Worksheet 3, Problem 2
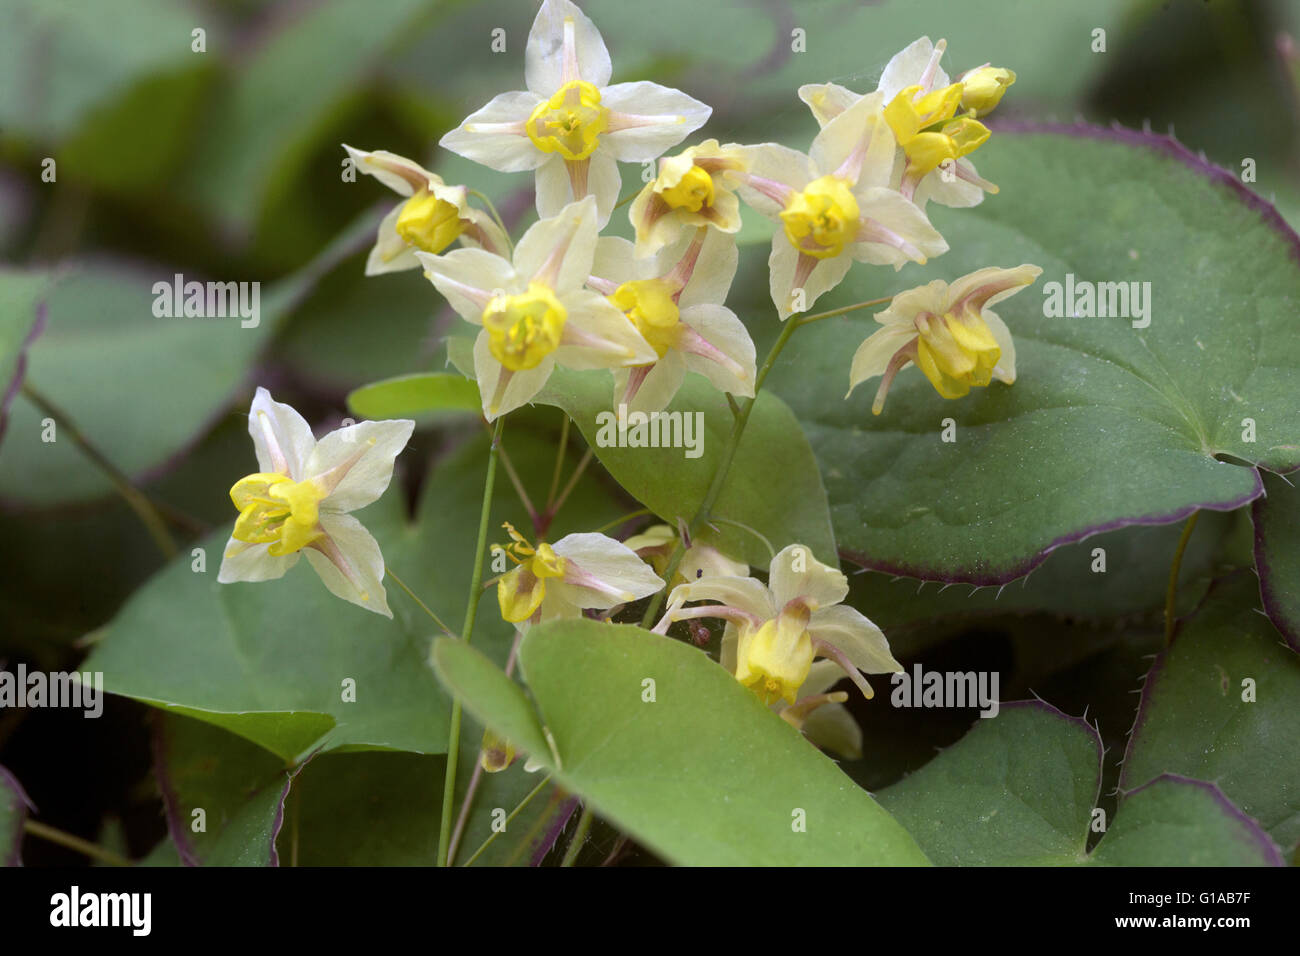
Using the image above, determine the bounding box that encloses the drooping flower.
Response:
[439,0,710,226]
[342,146,510,273]
[622,522,748,587]
[416,196,656,420]
[729,94,947,319]
[587,228,755,412]
[798,38,1012,211]
[657,543,900,705]
[846,264,1041,414]
[628,139,747,258]
[738,655,864,760]
[494,522,665,628]
[217,388,414,617]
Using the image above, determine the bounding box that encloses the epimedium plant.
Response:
[55,0,1300,868]
[217,0,1039,864]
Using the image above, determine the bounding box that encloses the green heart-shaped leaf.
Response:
[435,618,929,866]
[1119,573,1300,854]
[761,127,1300,582]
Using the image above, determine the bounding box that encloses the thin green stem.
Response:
[23,384,177,559]
[592,507,653,535]
[1165,510,1201,646]
[437,416,505,867]
[709,517,775,560]
[547,413,571,509]
[540,447,594,535]
[448,627,525,865]
[24,820,131,867]
[460,774,553,867]
[467,189,513,255]
[640,316,801,627]
[613,189,639,211]
[560,805,595,867]
[386,565,456,637]
[495,436,539,530]
[794,295,893,326]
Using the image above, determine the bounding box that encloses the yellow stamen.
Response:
[494,523,568,623]
[884,83,989,177]
[482,283,568,371]
[912,308,1001,400]
[659,164,714,213]
[229,472,326,556]
[394,188,465,255]
[733,607,814,706]
[779,175,860,259]
[609,278,680,358]
[526,80,609,161]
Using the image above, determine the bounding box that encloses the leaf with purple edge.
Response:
[152,713,290,867]
[1090,775,1285,866]
[876,698,1283,865]
[1252,469,1300,650]
[1119,573,1300,856]
[0,211,379,507]
[757,125,1300,584]
[0,764,35,867]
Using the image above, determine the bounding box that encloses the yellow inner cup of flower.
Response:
[482,282,568,371]
[609,278,680,358]
[780,175,860,259]
[229,473,325,556]
[527,81,610,161]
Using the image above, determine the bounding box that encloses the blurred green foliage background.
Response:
[1,0,1298,863]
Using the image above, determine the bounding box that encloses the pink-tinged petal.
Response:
[677,304,755,398]
[808,604,901,674]
[878,36,949,100]
[526,0,611,94]
[768,238,852,320]
[535,152,620,226]
[809,92,890,186]
[416,248,518,325]
[664,574,776,621]
[851,187,948,268]
[365,205,422,276]
[585,150,622,226]
[676,228,737,308]
[982,308,1018,384]
[550,532,665,608]
[555,291,656,369]
[615,351,685,414]
[945,263,1042,315]
[911,158,990,211]
[304,512,391,617]
[729,143,810,218]
[440,91,544,172]
[248,386,316,479]
[472,330,555,421]
[874,279,948,328]
[846,322,917,399]
[600,81,711,162]
[217,536,300,583]
[306,419,415,513]
[590,235,653,287]
[769,543,848,610]
[798,82,860,127]
[515,195,600,293]
[342,145,433,196]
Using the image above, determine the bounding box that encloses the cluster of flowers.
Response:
[217,0,1038,760]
